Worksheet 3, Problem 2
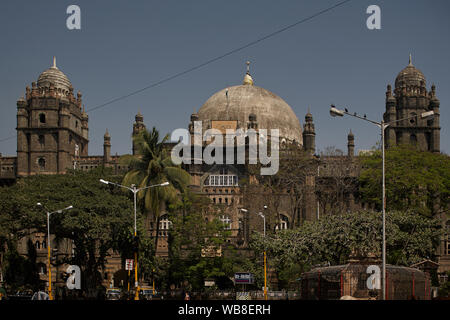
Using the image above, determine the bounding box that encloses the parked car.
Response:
[8,289,33,301]
[139,286,156,300]
[105,288,121,300]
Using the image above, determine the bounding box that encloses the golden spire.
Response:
[243,61,254,85]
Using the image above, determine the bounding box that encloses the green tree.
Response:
[359,145,450,216]
[250,210,442,288]
[162,191,235,292]
[120,127,191,250]
[0,167,135,296]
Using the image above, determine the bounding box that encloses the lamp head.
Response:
[240,208,248,213]
[99,179,109,185]
[37,202,42,206]
[330,105,345,117]
[160,182,170,186]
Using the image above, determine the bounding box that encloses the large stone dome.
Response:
[395,55,426,89]
[197,82,302,143]
[37,57,72,94]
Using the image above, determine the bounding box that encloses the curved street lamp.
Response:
[241,206,268,300]
[329,104,434,300]
[37,202,73,300]
[100,179,169,300]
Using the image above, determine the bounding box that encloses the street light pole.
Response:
[260,212,267,301]
[37,202,73,300]
[100,179,169,300]
[330,105,434,300]
[241,207,268,300]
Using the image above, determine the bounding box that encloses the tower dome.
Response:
[197,64,302,143]
[37,57,73,94]
[395,55,426,90]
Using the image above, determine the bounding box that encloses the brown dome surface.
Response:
[395,57,426,89]
[37,57,72,93]
[197,84,302,143]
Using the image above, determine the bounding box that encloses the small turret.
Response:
[347,130,355,157]
[303,109,315,155]
[132,112,146,155]
[103,129,111,163]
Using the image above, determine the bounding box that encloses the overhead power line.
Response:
[86,0,352,113]
[0,0,352,143]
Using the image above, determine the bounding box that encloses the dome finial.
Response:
[408,53,412,66]
[52,56,57,69]
[243,61,254,85]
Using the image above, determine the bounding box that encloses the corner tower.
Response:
[16,57,89,176]
[132,112,146,155]
[383,55,440,152]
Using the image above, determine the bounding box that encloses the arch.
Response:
[275,214,289,231]
[38,135,45,147]
[446,220,450,256]
[158,214,172,237]
[410,134,417,146]
[37,263,47,275]
[37,157,46,170]
[39,113,46,124]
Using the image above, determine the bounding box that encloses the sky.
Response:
[0,0,449,156]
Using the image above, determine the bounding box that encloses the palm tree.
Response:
[120,127,190,251]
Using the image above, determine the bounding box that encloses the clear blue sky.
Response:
[0,0,449,156]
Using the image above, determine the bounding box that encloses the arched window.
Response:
[38,135,45,147]
[35,241,40,250]
[205,167,238,186]
[446,221,450,256]
[38,157,46,170]
[158,214,172,237]
[410,134,417,146]
[37,263,47,275]
[39,113,46,124]
[275,215,289,231]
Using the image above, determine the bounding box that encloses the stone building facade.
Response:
[0,57,447,292]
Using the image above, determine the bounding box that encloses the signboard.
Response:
[125,259,134,271]
[211,120,237,134]
[234,272,254,284]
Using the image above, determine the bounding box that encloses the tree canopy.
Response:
[0,167,136,294]
[359,144,450,216]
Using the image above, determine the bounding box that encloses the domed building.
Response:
[181,63,318,249]
[37,57,73,97]
[15,57,90,176]
[384,55,440,153]
[195,64,303,144]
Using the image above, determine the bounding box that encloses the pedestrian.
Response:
[184,292,190,300]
